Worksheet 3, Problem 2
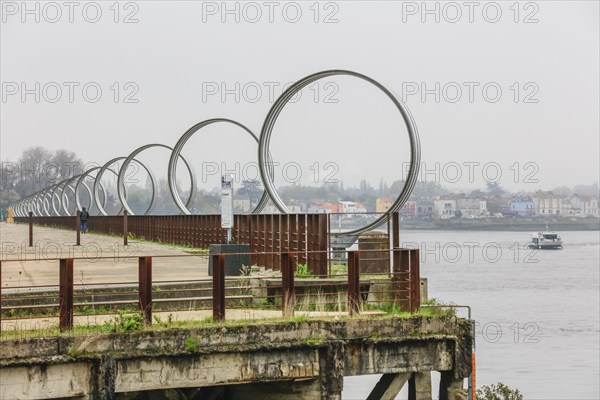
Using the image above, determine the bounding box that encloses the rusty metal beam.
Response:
[28,211,33,247]
[123,210,128,246]
[139,256,152,324]
[212,254,225,321]
[348,251,360,315]
[59,258,74,330]
[75,211,81,246]
[282,253,295,318]
[409,249,420,313]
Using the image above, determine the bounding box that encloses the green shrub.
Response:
[184,336,199,352]
[295,263,311,277]
[476,383,523,400]
[103,311,144,332]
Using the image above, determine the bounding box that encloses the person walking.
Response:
[80,207,90,234]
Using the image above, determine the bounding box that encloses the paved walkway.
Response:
[1,222,209,288]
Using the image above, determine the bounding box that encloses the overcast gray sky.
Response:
[1,0,599,194]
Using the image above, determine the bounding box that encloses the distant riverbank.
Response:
[399,217,600,231]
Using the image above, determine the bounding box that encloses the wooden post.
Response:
[212,254,225,322]
[138,256,152,324]
[348,250,360,315]
[59,258,74,331]
[282,253,295,318]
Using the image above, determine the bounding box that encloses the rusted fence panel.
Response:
[16,214,326,272]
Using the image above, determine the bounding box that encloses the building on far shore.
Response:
[417,200,434,219]
[434,197,456,219]
[456,196,487,218]
[434,194,487,219]
[508,197,535,217]
[376,197,394,213]
[570,194,600,217]
[262,204,303,214]
[399,200,417,219]
[533,191,571,216]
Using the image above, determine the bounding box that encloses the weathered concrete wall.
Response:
[0,361,91,399]
[115,349,320,393]
[0,316,472,400]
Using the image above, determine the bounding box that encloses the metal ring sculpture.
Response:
[94,157,152,216]
[258,69,421,235]
[168,118,271,215]
[75,167,108,214]
[11,69,421,230]
[117,144,197,216]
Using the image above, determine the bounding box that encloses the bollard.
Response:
[59,258,74,331]
[282,253,295,318]
[348,251,360,315]
[138,256,152,324]
[212,254,225,321]
[28,211,33,247]
[76,211,81,246]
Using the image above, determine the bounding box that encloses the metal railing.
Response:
[15,212,329,273]
[0,247,421,332]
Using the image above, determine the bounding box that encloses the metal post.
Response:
[76,211,81,246]
[212,254,225,321]
[123,210,128,246]
[392,211,400,249]
[282,253,295,318]
[468,319,477,400]
[393,249,410,311]
[0,261,2,322]
[409,249,420,313]
[28,211,33,247]
[348,250,360,315]
[318,214,328,277]
[138,256,152,324]
[59,258,74,331]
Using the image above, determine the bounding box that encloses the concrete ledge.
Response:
[0,316,472,400]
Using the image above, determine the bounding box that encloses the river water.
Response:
[343,230,600,400]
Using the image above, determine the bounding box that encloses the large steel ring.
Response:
[75,167,108,214]
[258,69,421,236]
[118,144,197,216]
[168,118,272,215]
[60,176,80,216]
[51,181,67,216]
[94,157,147,216]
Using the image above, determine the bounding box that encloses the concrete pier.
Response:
[0,316,472,400]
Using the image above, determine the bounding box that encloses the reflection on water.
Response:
[343,230,600,400]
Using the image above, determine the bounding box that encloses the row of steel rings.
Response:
[11,70,421,235]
